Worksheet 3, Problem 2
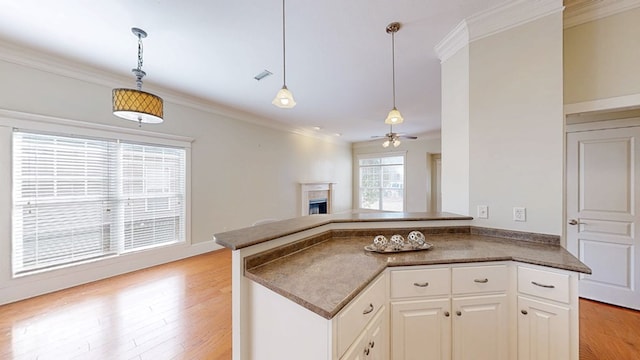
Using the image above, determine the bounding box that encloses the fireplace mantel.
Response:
[300,182,335,216]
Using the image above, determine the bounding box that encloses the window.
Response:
[358,153,405,211]
[12,130,186,275]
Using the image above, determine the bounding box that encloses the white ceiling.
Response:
[0,0,508,142]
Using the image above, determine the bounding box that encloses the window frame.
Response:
[357,151,407,212]
[1,112,192,277]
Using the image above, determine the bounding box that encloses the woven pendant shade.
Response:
[112,88,163,124]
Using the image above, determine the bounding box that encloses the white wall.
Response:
[440,8,564,235]
[564,7,640,104]
[440,45,470,215]
[467,13,564,234]
[0,51,352,304]
[352,135,441,212]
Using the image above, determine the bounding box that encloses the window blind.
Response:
[12,130,186,275]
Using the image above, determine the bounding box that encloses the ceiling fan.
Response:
[372,124,417,148]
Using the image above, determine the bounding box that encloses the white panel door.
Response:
[567,127,640,309]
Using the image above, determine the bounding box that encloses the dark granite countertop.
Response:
[214,212,473,250]
[244,232,591,320]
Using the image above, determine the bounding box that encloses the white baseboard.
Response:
[0,240,223,306]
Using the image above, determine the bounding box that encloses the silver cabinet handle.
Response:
[568,219,581,225]
[456,311,462,316]
[413,282,429,287]
[363,303,374,315]
[531,281,555,289]
[521,309,528,315]
[474,278,489,283]
[444,311,450,317]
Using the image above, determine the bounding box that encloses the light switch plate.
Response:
[477,205,488,219]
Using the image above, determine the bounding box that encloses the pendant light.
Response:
[112,27,164,126]
[272,0,296,108]
[384,22,403,125]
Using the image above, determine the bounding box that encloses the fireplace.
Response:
[300,182,335,216]
[308,198,328,215]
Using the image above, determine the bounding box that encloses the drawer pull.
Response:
[364,347,370,356]
[369,341,375,349]
[444,311,450,317]
[363,303,374,315]
[413,282,429,287]
[474,278,489,283]
[521,309,528,315]
[456,311,462,316]
[531,281,555,289]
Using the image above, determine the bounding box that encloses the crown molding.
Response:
[0,38,348,145]
[434,20,469,64]
[563,0,640,28]
[435,0,564,63]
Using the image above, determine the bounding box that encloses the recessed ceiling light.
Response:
[254,70,273,81]
[334,133,342,137]
[313,126,321,131]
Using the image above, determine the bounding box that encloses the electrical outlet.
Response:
[477,205,488,219]
[513,207,526,222]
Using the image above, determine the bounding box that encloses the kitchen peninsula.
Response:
[214,212,590,360]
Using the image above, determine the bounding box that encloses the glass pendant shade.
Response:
[272,86,297,109]
[384,107,404,125]
[382,139,391,148]
[112,88,164,124]
[393,138,401,147]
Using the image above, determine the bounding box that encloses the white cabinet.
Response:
[341,305,389,360]
[451,265,509,360]
[517,296,570,360]
[452,294,508,360]
[337,273,388,358]
[516,264,576,360]
[391,298,451,359]
[390,263,510,360]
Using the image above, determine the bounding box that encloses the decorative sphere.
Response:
[408,231,426,248]
[390,234,405,251]
[373,235,388,251]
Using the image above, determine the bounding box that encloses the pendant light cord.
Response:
[282,0,287,87]
[391,30,396,108]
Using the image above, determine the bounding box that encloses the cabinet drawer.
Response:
[337,273,387,358]
[452,265,508,295]
[518,266,569,303]
[390,267,451,299]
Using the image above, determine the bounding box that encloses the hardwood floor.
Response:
[1,250,639,359]
[0,250,232,360]
[579,298,640,360]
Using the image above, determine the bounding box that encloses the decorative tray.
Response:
[363,231,434,254]
[364,242,433,253]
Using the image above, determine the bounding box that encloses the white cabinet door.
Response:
[342,305,388,360]
[391,298,451,360]
[452,294,508,360]
[367,306,389,360]
[517,296,570,360]
[341,329,369,360]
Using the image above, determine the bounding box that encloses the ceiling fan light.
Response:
[272,86,297,109]
[393,138,401,147]
[385,107,404,125]
[382,139,391,148]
